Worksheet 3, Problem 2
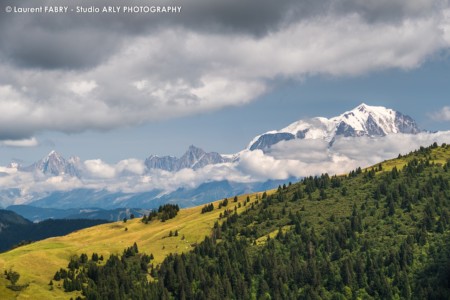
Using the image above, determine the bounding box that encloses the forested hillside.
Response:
[54,143,450,299]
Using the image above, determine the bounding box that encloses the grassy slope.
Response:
[0,192,268,299]
[374,144,450,172]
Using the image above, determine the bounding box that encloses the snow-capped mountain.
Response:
[248,103,420,151]
[22,150,81,177]
[145,145,231,172]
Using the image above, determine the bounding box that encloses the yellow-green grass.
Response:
[365,144,450,173]
[0,191,274,299]
[255,225,292,246]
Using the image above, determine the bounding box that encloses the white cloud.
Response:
[115,159,146,175]
[267,139,331,162]
[83,159,117,179]
[238,148,358,180]
[440,8,450,44]
[431,106,450,121]
[68,80,98,96]
[133,80,148,91]
[1,137,38,147]
[129,162,252,194]
[240,132,450,179]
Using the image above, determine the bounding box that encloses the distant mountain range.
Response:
[11,103,421,177]
[11,145,230,176]
[1,103,445,210]
[145,145,232,172]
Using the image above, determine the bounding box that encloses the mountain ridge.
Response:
[145,145,231,172]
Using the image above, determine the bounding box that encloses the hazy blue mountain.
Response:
[28,188,162,209]
[7,205,146,222]
[155,179,296,208]
[0,209,31,230]
[26,179,294,210]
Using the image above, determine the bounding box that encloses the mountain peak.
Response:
[249,103,421,151]
[346,103,391,116]
[6,162,20,169]
[183,145,207,159]
[356,102,368,109]
[45,150,62,160]
[186,145,204,153]
[354,103,378,114]
[22,151,80,177]
[185,145,206,155]
[356,102,367,109]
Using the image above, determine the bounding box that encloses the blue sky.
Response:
[1,0,450,165]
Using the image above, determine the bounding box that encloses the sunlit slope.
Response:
[0,192,269,299]
[370,142,450,172]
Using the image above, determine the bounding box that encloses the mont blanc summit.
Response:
[248,104,420,151]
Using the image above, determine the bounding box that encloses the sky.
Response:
[1,0,450,166]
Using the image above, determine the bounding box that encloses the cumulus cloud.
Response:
[0,168,84,206]
[1,0,450,140]
[68,80,98,96]
[145,162,252,192]
[115,159,146,176]
[239,150,297,180]
[238,148,357,180]
[81,160,251,194]
[83,159,117,179]
[241,132,450,179]
[266,139,331,162]
[431,106,450,121]
[0,137,38,147]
